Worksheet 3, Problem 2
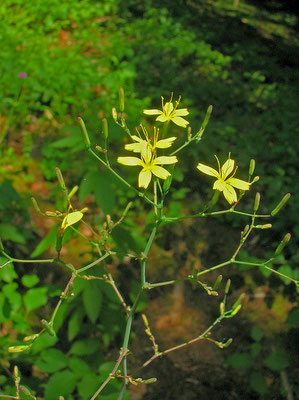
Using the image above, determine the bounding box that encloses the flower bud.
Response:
[271,193,291,216]
[119,86,125,112]
[232,293,245,310]
[112,107,118,121]
[230,304,242,316]
[45,211,57,217]
[20,386,36,400]
[220,302,225,315]
[68,185,79,201]
[223,338,233,348]
[249,159,255,176]
[224,279,231,294]
[241,224,250,238]
[102,118,108,140]
[251,176,260,183]
[78,117,91,148]
[31,197,41,213]
[8,345,30,353]
[14,366,20,379]
[274,233,291,256]
[55,167,65,190]
[254,192,260,212]
[212,275,223,290]
[23,334,39,342]
[255,224,272,229]
[143,378,157,384]
[41,319,56,336]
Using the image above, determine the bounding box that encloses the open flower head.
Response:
[144,95,189,128]
[197,154,250,204]
[118,147,177,189]
[125,125,176,157]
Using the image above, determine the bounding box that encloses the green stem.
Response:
[163,207,270,223]
[77,253,110,274]
[118,222,159,400]
[196,260,232,277]
[233,260,298,285]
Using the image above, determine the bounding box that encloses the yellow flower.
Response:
[117,147,178,189]
[197,155,250,204]
[125,125,176,156]
[143,95,189,128]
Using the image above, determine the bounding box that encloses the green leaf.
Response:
[250,326,263,342]
[250,343,262,358]
[22,274,40,288]
[226,353,253,369]
[79,171,115,214]
[68,306,85,341]
[94,175,115,215]
[24,287,48,312]
[68,357,91,380]
[45,370,76,400]
[250,371,267,395]
[264,352,289,371]
[30,224,59,258]
[3,282,22,311]
[0,223,26,244]
[82,280,103,323]
[77,373,100,399]
[36,349,67,373]
[70,338,100,355]
[0,259,17,282]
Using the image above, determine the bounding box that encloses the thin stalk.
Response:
[77,252,110,274]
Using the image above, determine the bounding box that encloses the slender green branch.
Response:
[77,252,110,274]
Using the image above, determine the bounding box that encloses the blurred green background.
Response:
[0,0,298,399]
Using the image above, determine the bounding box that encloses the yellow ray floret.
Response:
[118,149,178,189]
[197,154,250,204]
[144,95,189,128]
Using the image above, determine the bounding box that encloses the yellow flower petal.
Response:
[151,165,171,180]
[155,156,178,165]
[221,158,235,179]
[125,142,145,152]
[156,137,176,148]
[228,177,250,190]
[171,116,189,127]
[222,184,237,204]
[213,180,227,192]
[143,109,162,115]
[156,114,168,123]
[139,169,152,188]
[117,157,142,166]
[173,108,189,117]
[62,211,83,229]
[197,163,219,178]
[163,101,174,115]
